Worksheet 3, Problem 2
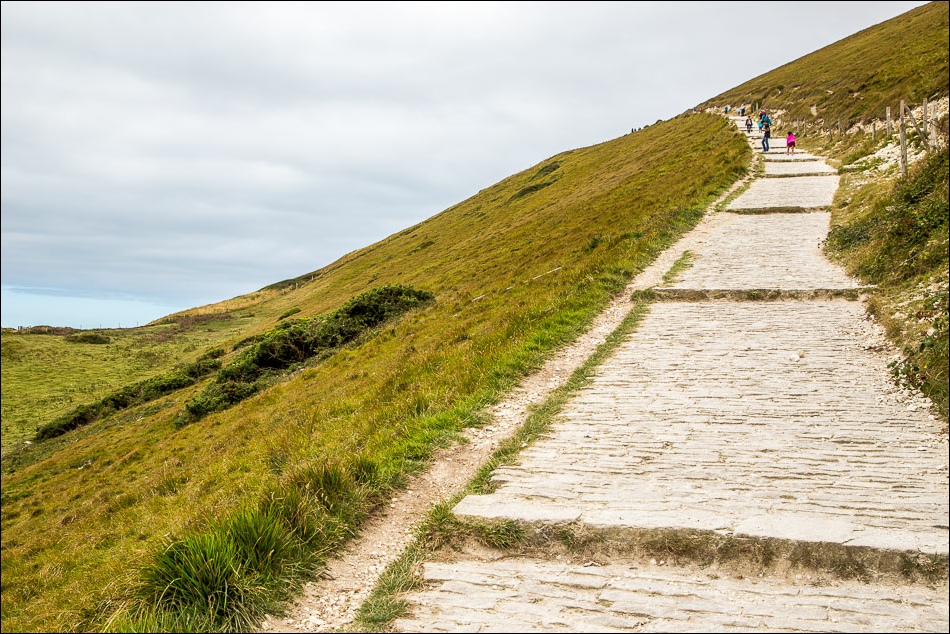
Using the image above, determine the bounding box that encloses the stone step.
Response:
[726,176,839,211]
[452,301,948,559]
[395,558,949,633]
[659,212,861,291]
[650,288,874,301]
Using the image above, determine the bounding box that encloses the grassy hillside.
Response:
[711,1,948,127]
[2,3,947,632]
[1,113,750,633]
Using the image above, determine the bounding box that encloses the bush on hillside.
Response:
[180,285,435,424]
[64,332,111,344]
[278,307,301,321]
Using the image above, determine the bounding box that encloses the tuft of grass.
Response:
[661,250,695,285]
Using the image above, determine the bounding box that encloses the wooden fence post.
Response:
[886,107,892,135]
[922,98,928,136]
[899,100,908,177]
[903,100,931,151]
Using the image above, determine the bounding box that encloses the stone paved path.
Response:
[404,560,948,633]
[393,115,949,632]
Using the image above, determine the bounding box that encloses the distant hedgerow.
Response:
[33,348,225,441]
[179,284,435,424]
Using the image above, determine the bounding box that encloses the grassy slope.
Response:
[712,1,948,126]
[0,113,749,632]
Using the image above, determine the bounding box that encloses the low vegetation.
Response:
[1,313,259,456]
[180,285,435,424]
[34,347,225,441]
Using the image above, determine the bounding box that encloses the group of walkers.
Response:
[741,109,795,154]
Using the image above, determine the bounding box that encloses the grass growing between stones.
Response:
[661,250,695,285]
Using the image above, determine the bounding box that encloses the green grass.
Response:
[661,250,695,285]
[1,313,261,456]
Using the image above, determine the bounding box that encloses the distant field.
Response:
[1,315,258,456]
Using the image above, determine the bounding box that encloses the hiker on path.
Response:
[762,121,771,152]
[786,131,796,154]
[745,117,754,134]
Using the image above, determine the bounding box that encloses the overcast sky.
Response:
[1,1,929,328]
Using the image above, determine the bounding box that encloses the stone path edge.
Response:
[441,520,950,585]
[649,288,875,301]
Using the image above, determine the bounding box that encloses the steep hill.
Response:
[1,2,947,632]
[711,1,948,127]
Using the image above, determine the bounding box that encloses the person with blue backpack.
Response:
[758,110,772,151]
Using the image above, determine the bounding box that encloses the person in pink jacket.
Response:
[786,131,797,154]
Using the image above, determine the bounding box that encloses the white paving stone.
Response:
[661,212,861,291]
[396,560,949,633]
[454,300,948,555]
[727,175,840,211]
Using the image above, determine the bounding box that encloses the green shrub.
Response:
[277,307,301,321]
[179,285,435,424]
[64,332,111,344]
